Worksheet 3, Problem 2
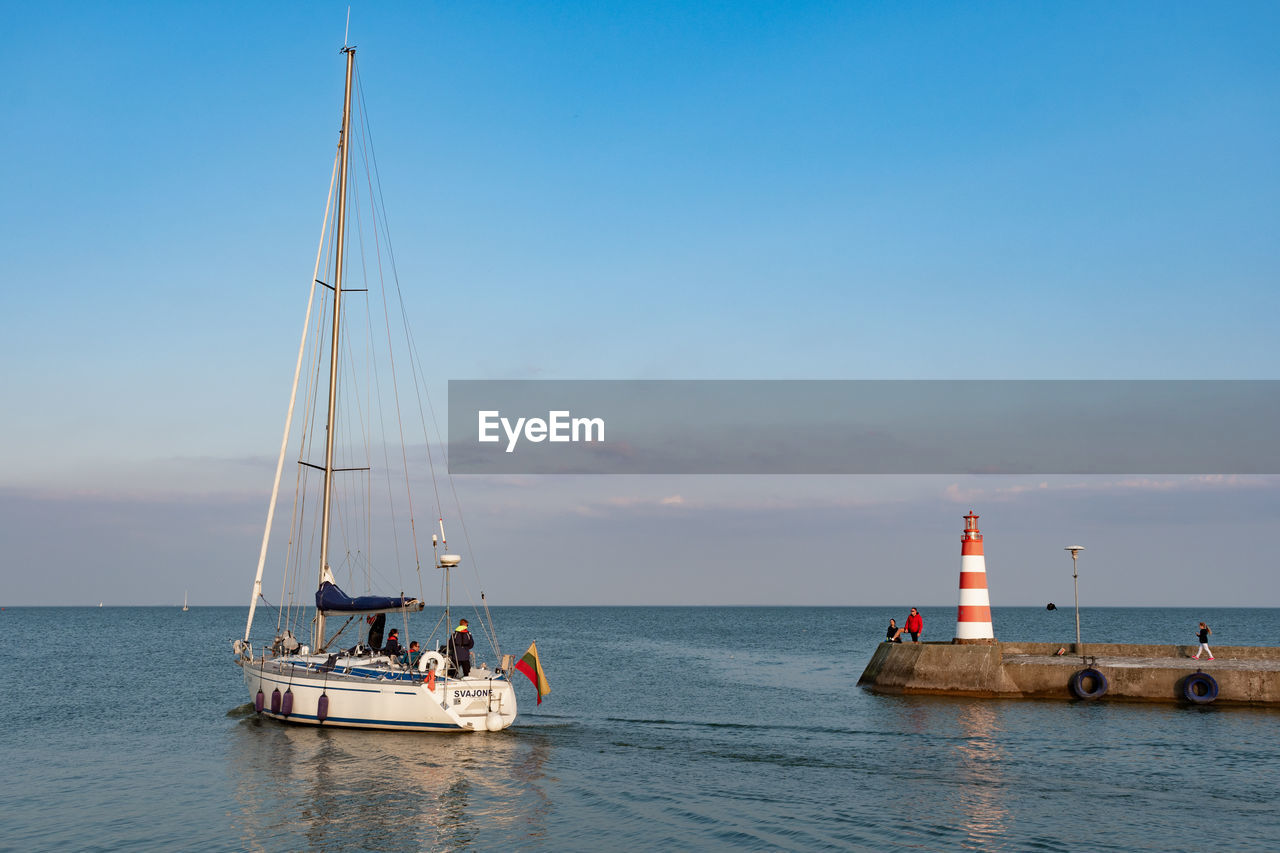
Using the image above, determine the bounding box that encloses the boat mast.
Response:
[315,45,356,650]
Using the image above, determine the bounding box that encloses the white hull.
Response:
[241,654,518,732]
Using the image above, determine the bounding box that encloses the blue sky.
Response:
[4,2,1278,608]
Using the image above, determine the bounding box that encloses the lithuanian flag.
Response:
[514,641,551,705]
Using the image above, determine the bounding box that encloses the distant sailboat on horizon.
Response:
[182,591,189,612]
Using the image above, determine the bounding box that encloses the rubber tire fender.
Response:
[1183,672,1219,704]
[1070,667,1108,699]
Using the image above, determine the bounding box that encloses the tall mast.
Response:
[315,45,356,650]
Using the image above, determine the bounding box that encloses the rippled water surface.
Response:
[2,606,1277,851]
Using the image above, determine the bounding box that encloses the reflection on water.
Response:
[870,697,1016,850]
[229,718,551,851]
[953,703,1009,849]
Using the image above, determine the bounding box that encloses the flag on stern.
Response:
[515,641,551,705]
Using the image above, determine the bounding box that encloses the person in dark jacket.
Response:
[366,613,386,653]
[448,618,475,677]
[1193,622,1214,660]
[886,618,902,643]
[383,628,402,657]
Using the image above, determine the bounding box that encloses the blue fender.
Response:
[1183,672,1219,704]
[1070,667,1108,699]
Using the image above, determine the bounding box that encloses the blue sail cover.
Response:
[315,581,421,615]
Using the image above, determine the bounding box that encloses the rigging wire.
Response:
[351,62,503,660]
[280,138,343,643]
[353,65,447,537]
[259,55,508,665]
[250,146,339,645]
[275,156,341,644]
[350,62,419,642]
[288,239,335,636]
[352,64,425,593]
[345,134,398,600]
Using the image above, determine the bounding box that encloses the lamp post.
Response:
[1065,545,1084,654]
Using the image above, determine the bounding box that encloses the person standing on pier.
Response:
[903,608,924,643]
[1194,622,1214,660]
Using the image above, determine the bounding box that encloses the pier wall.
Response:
[858,642,1280,705]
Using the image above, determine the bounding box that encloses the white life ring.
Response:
[418,651,447,676]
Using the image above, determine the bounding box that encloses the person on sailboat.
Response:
[384,628,402,657]
[448,619,474,677]
[367,613,386,653]
[399,640,422,668]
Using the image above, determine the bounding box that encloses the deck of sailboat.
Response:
[256,653,510,684]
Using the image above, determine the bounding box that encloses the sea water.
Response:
[1,606,1277,851]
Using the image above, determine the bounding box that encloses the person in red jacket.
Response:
[903,608,924,643]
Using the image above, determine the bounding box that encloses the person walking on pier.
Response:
[1194,622,1214,660]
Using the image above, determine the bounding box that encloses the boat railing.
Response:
[244,642,510,685]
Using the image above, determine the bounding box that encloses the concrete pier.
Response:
[858,641,1280,705]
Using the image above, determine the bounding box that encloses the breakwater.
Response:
[858,641,1280,705]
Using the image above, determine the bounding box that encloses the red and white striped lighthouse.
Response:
[955,511,994,642]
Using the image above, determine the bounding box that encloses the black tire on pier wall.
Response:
[1070,667,1108,699]
[1182,672,1219,704]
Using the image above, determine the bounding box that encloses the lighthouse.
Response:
[955,511,995,642]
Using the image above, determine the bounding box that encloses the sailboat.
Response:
[182,591,189,612]
[231,45,519,732]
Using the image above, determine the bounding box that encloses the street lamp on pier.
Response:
[1065,545,1084,654]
